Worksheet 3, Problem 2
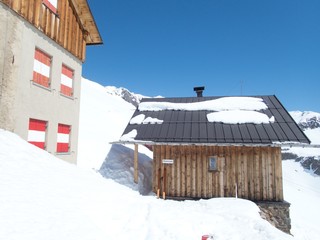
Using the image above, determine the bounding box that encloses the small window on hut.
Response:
[208,156,217,171]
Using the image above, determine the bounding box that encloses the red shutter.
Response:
[60,65,73,96]
[28,119,47,149]
[42,0,57,14]
[57,124,71,152]
[33,49,51,87]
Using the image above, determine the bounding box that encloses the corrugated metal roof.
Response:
[119,95,311,145]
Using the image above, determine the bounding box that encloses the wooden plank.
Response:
[176,146,181,197]
[58,0,66,45]
[21,0,27,16]
[219,157,225,197]
[181,146,186,197]
[248,147,254,200]
[186,146,191,197]
[191,146,196,197]
[230,146,236,197]
[12,0,20,12]
[261,147,268,200]
[253,147,261,200]
[67,6,73,50]
[152,146,158,193]
[26,0,33,22]
[34,0,42,28]
[201,146,207,198]
[134,144,138,183]
[277,147,284,201]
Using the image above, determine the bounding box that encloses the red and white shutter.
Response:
[28,119,47,149]
[33,49,51,87]
[42,0,58,14]
[60,65,73,96]
[57,124,70,152]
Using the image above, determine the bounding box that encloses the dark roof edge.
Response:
[110,141,318,148]
[272,95,311,144]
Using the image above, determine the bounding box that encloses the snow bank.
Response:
[283,160,320,240]
[78,78,135,169]
[0,129,293,240]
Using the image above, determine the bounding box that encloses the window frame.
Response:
[208,156,218,171]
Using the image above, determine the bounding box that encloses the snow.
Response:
[138,97,273,125]
[283,160,320,239]
[143,117,163,124]
[130,114,146,124]
[290,111,320,124]
[77,78,135,169]
[1,78,320,240]
[207,110,274,124]
[130,114,163,125]
[0,129,293,240]
[139,96,268,111]
[283,111,320,157]
[120,129,137,141]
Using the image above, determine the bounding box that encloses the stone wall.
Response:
[256,201,291,234]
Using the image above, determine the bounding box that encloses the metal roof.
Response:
[119,95,310,146]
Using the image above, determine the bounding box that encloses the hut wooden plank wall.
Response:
[1,0,101,61]
[153,145,283,201]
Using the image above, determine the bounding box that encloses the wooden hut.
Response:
[118,94,310,202]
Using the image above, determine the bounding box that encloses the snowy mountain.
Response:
[0,78,319,240]
[104,86,147,107]
[285,111,320,175]
[290,111,320,130]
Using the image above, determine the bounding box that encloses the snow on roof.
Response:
[130,114,163,125]
[120,129,137,141]
[207,110,275,124]
[130,114,145,124]
[139,97,268,112]
[138,97,273,125]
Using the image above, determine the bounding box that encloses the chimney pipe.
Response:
[193,86,205,97]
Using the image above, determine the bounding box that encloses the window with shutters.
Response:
[33,48,51,88]
[28,118,47,150]
[56,124,71,153]
[42,0,58,14]
[60,65,74,97]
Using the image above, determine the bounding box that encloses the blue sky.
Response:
[83,0,320,112]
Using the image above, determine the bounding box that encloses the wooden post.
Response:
[134,144,139,183]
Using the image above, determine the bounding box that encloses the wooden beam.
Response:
[134,144,138,183]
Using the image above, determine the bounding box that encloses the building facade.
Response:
[0,0,102,164]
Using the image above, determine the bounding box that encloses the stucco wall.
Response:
[0,3,82,164]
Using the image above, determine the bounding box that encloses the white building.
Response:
[0,0,102,164]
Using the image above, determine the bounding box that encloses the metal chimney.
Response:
[193,86,205,97]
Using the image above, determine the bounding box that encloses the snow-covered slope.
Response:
[78,78,136,169]
[0,129,293,240]
[1,78,319,240]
